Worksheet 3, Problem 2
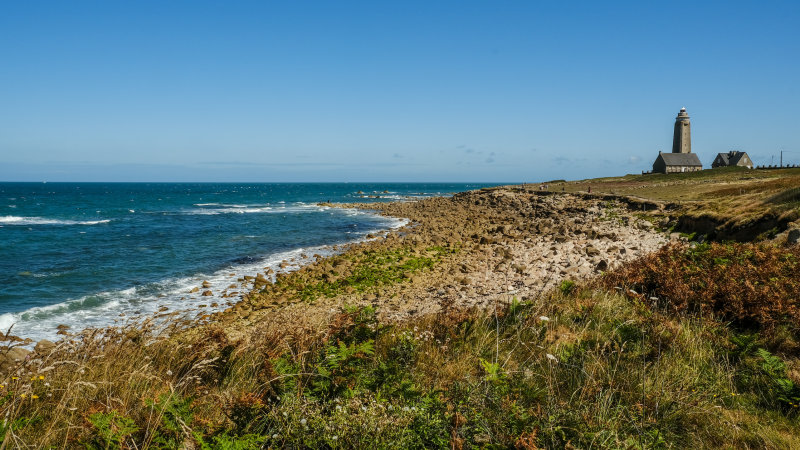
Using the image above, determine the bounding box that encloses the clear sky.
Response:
[1,1,798,182]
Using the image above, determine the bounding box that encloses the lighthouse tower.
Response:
[671,107,691,154]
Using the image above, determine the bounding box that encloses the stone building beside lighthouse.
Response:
[652,107,703,174]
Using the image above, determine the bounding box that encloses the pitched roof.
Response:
[715,151,750,166]
[658,152,702,166]
[728,151,747,165]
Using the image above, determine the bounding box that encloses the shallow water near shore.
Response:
[0,182,498,342]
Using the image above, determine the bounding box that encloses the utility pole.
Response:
[781,150,783,168]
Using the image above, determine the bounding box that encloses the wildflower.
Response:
[361,406,367,412]
[332,436,338,441]
[31,395,38,399]
[272,434,279,439]
[38,375,44,380]
[20,394,26,398]
[403,406,410,412]
[336,405,342,411]
[546,353,558,362]
[166,370,173,376]
[12,377,18,380]
[300,418,307,425]
[282,412,288,418]
[539,316,550,322]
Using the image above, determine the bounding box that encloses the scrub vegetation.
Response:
[2,242,800,448]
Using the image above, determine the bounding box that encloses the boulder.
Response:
[202,281,212,288]
[34,339,56,355]
[0,347,30,372]
[788,228,800,245]
[202,290,213,296]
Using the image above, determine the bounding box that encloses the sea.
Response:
[0,182,499,344]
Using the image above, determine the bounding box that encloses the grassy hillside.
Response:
[2,242,799,448]
[545,167,800,241]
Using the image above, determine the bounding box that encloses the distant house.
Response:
[652,151,703,174]
[712,151,754,169]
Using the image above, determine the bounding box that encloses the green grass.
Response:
[277,246,457,302]
[4,243,800,448]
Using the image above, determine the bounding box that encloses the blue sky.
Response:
[1,1,798,182]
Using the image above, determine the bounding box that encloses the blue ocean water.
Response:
[0,182,496,342]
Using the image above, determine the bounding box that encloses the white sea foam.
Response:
[0,216,111,226]
[3,209,409,346]
[193,203,249,208]
[0,313,16,335]
[185,202,325,216]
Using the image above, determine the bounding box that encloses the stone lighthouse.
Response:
[651,107,702,174]
[671,107,691,154]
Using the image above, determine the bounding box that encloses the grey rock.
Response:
[585,245,601,257]
[788,228,800,245]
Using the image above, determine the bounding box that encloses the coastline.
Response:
[0,204,409,347]
[5,183,800,447]
[1,185,675,355]
[204,186,675,339]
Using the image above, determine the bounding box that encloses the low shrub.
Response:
[599,242,800,339]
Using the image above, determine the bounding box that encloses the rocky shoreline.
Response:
[1,186,678,369]
[209,186,676,338]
